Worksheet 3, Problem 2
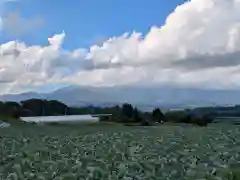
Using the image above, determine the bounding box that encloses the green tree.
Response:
[152,108,165,123]
[21,99,45,116]
[133,108,142,122]
[21,99,68,116]
[0,101,23,119]
[122,103,134,119]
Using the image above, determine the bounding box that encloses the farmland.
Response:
[1,124,240,180]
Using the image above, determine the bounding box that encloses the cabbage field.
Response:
[1,124,240,180]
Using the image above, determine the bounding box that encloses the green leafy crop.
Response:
[0,124,240,180]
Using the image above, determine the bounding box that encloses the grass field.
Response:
[1,124,240,180]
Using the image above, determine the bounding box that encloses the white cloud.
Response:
[1,0,240,93]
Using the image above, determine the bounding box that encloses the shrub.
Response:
[165,110,188,122]
[185,114,214,127]
[140,120,150,126]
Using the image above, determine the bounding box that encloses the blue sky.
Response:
[1,0,186,49]
[1,0,238,94]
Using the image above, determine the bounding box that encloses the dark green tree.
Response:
[133,108,142,122]
[122,103,134,119]
[152,108,165,123]
[21,99,68,116]
[4,102,21,109]
[0,101,21,118]
[21,99,45,116]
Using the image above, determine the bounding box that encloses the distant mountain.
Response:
[1,85,240,111]
[0,92,43,102]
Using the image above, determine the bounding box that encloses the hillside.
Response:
[1,86,240,110]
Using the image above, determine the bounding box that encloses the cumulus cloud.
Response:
[1,0,240,93]
[1,12,44,37]
[87,0,240,70]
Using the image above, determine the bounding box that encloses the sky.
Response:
[0,0,240,94]
[1,0,183,49]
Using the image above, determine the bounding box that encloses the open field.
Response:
[1,124,240,180]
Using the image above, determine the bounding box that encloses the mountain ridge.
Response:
[0,86,240,111]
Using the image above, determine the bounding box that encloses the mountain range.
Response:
[0,85,240,111]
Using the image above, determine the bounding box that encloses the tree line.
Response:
[0,99,215,126]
